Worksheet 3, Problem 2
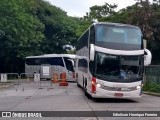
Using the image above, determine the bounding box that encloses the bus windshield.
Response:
[63,57,74,72]
[95,25,142,50]
[95,52,143,82]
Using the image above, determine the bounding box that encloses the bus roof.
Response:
[26,54,76,59]
[92,22,140,29]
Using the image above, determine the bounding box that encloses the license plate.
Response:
[114,93,123,97]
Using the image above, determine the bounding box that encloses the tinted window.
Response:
[94,52,143,83]
[90,25,95,44]
[95,53,120,79]
[26,58,41,65]
[96,25,141,45]
[95,24,142,50]
[44,57,64,66]
[63,57,74,72]
[78,59,88,72]
[26,57,64,67]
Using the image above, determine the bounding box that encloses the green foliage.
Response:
[36,0,78,53]
[144,83,160,93]
[83,3,117,22]
[0,0,46,72]
[0,0,45,58]
[73,18,92,37]
[0,0,79,73]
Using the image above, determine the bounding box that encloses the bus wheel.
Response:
[84,86,92,99]
[77,82,81,87]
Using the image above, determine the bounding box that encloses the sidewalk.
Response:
[144,91,160,97]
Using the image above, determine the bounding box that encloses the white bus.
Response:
[75,22,152,98]
[25,54,76,81]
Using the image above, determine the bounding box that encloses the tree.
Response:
[0,0,45,72]
[83,3,117,21]
[0,0,80,72]
[35,0,79,54]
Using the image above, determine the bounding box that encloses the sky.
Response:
[47,0,137,17]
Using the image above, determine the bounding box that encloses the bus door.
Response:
[40,64,51,80]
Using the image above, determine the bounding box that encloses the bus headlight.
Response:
[96,83,101,88]
[136,86,141,89]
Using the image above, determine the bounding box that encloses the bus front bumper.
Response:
[91,88,142,98]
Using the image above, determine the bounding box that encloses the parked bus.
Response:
[75,22,152,98]
[25,54,76,81]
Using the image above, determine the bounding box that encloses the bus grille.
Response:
[100,85,137,91]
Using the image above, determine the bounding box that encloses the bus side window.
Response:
[78,59,88,73]
[35,58,41,65]
[26,58,41,65]
[89,61,94,75]
[49,57,64,67]
[90,25,95,44]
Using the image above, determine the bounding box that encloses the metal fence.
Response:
[145,65,160,85]
[0,73,55,91]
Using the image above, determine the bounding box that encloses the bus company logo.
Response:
[113,84,127,88]
[2,112,11,117]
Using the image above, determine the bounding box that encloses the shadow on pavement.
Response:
[92,98,138,103]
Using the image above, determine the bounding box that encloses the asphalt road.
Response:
[0,81,160,120]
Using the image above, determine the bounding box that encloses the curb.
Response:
[144,91,160,97]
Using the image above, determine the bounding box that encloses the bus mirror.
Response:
[144,48,152,66]
[90,44,95,61]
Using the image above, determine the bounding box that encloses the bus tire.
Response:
[84,87,92,99]
[82,78,84,87]
[84,81,92,99]
[77,82,81,87]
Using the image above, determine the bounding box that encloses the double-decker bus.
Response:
[75,22,151,98]
[25,54,76,81]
